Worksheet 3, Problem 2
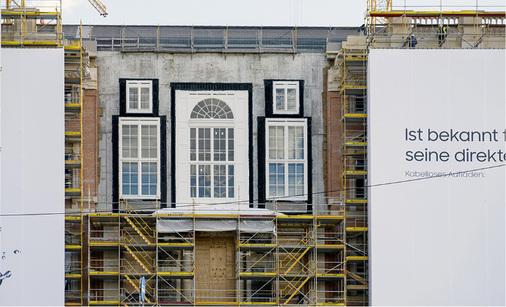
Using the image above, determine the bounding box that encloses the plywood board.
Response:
[195,234,235,302]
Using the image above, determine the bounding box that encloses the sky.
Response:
[62,0,367,26]
[61,0,504,27]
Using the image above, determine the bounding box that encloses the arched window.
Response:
[190,98,234,119]
[189,99,235,199]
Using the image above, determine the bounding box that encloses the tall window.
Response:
[273,81,299,114]
[119,118,160,199]
[266,119,307,200]
[126,81,152,113]
[189,99,235,199]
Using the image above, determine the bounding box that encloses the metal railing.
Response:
[89,259,119,273]
[343,95,367,114]
[62,25,359,53]
[89,229,120,242]
[344,157,367,172]
[89,289,119,303]
[344,130,367,144]
[347,218,368,229]
[64,289,82,304]
[158,258,194,274]
[65,260,82,275]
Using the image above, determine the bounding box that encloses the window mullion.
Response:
[284,88,288,111]
[136,85,141,111]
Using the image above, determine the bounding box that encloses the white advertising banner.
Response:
[0,49,64,305]
[368,49,505,306]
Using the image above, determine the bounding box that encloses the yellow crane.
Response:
[88,0,108,17]
[367,0,392,26]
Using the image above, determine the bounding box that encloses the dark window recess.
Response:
[356,179,365,199]
[356,158,365,171]
[264,79,304,118]
[355,95,365,113]
[119,78,159,116]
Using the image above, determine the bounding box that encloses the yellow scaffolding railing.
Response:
[1,0,63,47]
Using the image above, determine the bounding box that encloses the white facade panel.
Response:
[0,48,64,305]
[368,49,505,306]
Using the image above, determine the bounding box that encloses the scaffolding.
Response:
[336,37,369,306]
[64,27,86,307]
[1,0,63,46]
[83,202,346,306]
[366,5,505,48]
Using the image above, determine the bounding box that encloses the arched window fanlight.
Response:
[190,98,234,119]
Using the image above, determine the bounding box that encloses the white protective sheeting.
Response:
[156,207,282,216]
[368,49,505,306]
[0,49,64,305]
[157,219,275,233]
[156,207,279,233]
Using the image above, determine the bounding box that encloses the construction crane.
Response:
[366,0,392,35]
[88,0,108,17]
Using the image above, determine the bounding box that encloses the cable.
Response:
[0,163,504,217]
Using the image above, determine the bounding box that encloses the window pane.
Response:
[268,126,284,159]
[268,127,277,159]
[122,126,130,158]
[278,164,285,185]
[129,87,138,110]
[276,166,284,196]
[140,87,150,110]
[295,127,304,159]
[190,165,197,198]
[275,88,285,111]
[277,127,284,159]
[150,126,157,158]
[269,163,285,197]
[198,165,211,198]
[141,124,157,159]
[288,163,304,196]
[228,165,234,198]
[122,162,138,196]
[141,126,149,158]
[287,88,297,111]
[190,128,196,161]
[122,125,138,159]
[214,165,226,198]
[213,128,226,161]
[228,128,234,161]
[198,128,211,161]
[141,162,157,196]
[131,126,138,158]
[288,127,295,159]
[288,126,304,159]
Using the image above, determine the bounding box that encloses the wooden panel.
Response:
[195,234,235,303]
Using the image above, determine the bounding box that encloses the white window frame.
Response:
[266,118,308,201]
[272,81,300,115]
[126,80,153,114]
[189,117,235,201]
[119,117,160,199]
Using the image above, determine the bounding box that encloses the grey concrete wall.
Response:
[96,52,327,211]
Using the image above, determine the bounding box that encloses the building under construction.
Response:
[0,0,504,306]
